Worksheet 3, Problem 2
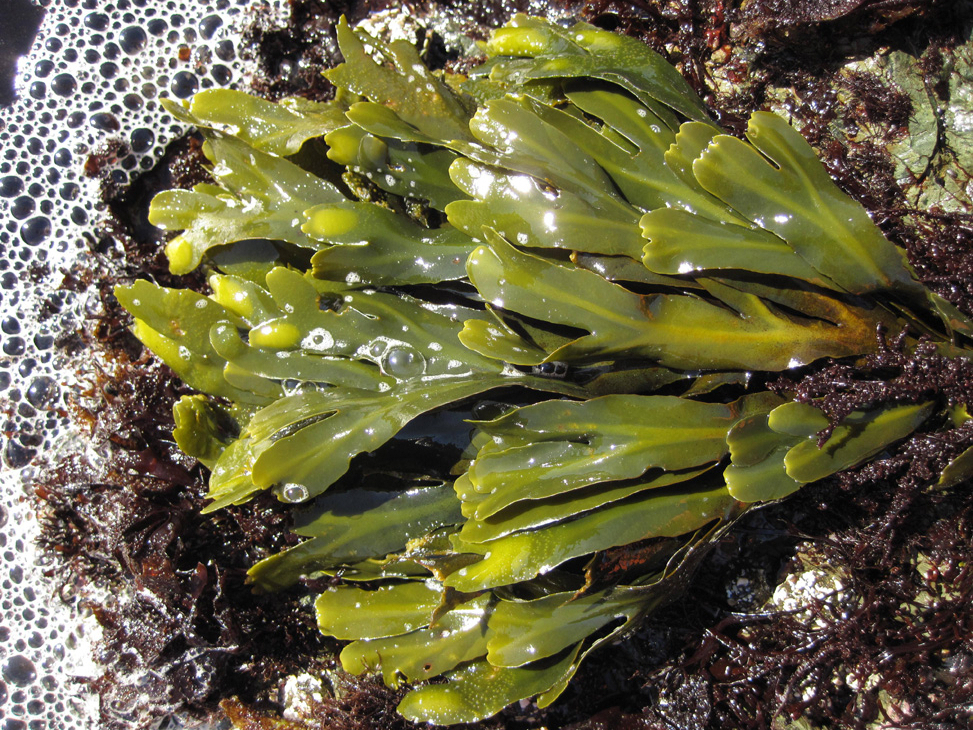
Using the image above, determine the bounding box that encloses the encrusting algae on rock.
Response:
[114,14,973,725]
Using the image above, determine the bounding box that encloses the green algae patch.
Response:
[116,14,973,726]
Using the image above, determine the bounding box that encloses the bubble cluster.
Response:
[0,0,273,727]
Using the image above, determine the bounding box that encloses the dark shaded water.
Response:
[0,0,45,107]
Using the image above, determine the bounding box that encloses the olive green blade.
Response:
[115,280,275,404]
[304,202,473,285]
[458,466,712,544]
[528,95,726,217]
[483,15,710,125]
[444,480,735,592]
[339,593,494,686]
[324,123,463,210]
[247,483,462,592]
[456,97,632,216]
[162,90,348,156]
[248,377,509,502]
[315,580,442,641]
[171,395,235,470]
[466,395,736,512]
[465,232,881,370]
[486,588,644,668]
[641,207,834,285]
[325,16,473,144]
[446,158,645,258]
[693,112,923,297]
[782,402,934,483]
[148,135,343,274]
[396,647,582,726]
[725,412,804,503]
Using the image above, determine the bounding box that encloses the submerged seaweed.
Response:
[102,11,973,728]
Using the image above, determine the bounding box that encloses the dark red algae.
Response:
[34,1,973,729]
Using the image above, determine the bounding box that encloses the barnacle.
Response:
[115,15,973,725]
